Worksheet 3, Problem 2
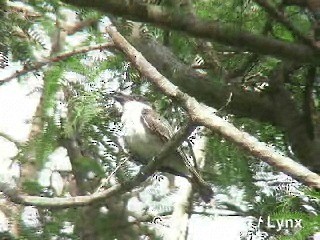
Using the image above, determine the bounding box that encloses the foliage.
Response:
[0,8,33,68]
[0,0,319,239]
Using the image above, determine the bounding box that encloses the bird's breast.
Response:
[121,110,190,176]
[122,117,163,160]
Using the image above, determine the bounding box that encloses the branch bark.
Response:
[61,0,319,63]
[106,25,320,189]
[266,64,320,171]
[123,24,320,171]
[1,121,194,207]
[126,33,275,123]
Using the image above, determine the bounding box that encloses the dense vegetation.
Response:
[0,0,319,239]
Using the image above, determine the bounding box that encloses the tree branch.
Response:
[0,132,21,147]
[125,31,275,123]
[0,42,115,85]
[106,25,320,189]
[282,0,307,7]
[61,0,319,63]
[52,1,320,171]
[265,64,320,171]
[1,122,194,207]
[303,67,316,140]
[253,0,314,46]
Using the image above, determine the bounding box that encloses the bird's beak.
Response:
[113,93,127,105]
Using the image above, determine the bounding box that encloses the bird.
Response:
[113,93,213,203]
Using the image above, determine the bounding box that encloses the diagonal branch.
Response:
[0,42,115,85]
[0,132,21,147]
[0,122,194,208]
[106,25,320,189]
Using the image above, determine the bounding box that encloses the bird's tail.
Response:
[191,175,214,203]
[196,181,214,203]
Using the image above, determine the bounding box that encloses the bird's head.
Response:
[113,93,150,105]
[113,92,151,114]
[113,93,134,105]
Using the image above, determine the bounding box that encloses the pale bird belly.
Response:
[123,121,190,176]
[123,122,163,160]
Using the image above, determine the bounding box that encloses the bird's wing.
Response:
[141,108,193,168]
[141,108,213,202]
[141,108,173,142]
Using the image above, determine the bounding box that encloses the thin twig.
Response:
[253,0,314,47]
[217,92,233,112]
[0,42,115,85]
[1,117,193,208]
[94,158,129,193]
[0,132,21,147]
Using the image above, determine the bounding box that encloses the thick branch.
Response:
[126,30,320,171]
[303,67,316,139]
[266,64,320,171]
[126,32,275,123]
[106,25,320,189]
[61,0,319,63]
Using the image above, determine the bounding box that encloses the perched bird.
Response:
[114,93,213,202]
